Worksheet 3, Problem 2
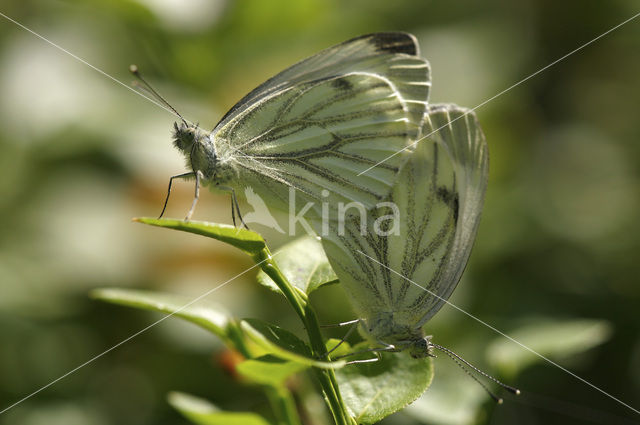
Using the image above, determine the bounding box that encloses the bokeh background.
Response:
[1,1,639,424]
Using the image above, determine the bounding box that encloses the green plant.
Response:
[92,218,433,425]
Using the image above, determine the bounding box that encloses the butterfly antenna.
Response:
[431,343,520,404]
[129,64,188,126]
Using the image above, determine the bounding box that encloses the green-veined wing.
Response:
[320,104,488,346]
[174,33,430,222]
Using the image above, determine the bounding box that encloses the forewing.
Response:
[215,72,425,219]
[214,32,430,138]
[321,105,488,330]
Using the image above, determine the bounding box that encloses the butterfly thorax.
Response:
[172,122,236,184]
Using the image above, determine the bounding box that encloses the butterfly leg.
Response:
[333,344,396,363]
[229,194,236,226]
[159,172,195,219]
[219,186,250,230]
[185,170,203,221]
[325,319,362,356]
[342,340,395,364]
[231,188,249,230]
[320,319,361,328]
[345,346,389,365]
[346,357,380,365]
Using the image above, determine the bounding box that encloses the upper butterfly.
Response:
[164,33,430,223]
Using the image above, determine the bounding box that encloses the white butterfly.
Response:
[320,104,488,358]
[166,33,431,222]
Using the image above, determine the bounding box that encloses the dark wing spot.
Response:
[436,186,453,203]
[331,77,354,92]
[437,186,460,222]
[452,194,459,222]
[369,32,418,55]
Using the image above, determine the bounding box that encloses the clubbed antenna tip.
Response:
[431,342,521,404]
[128,64,187,125]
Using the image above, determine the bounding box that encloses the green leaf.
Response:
[256,236,338,295]
[168,391,271,425]
[134,217,266,255]
[91,288,237,346]
[241,319,345,369]
[333,342,434,424]
[236,355,308,386]
[487,318,612,377]
[400,362,488,425]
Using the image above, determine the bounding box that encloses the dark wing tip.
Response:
[343,32,419,56]
[368,32,419,55]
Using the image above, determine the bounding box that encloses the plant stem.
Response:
[227,321,300,425]
[136,219,352,423]
[265,386,302,425]
[253,247,352,425]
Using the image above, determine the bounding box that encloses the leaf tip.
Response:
[133,217,159,226]
[88,288,107,300]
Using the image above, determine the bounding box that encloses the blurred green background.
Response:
[1,1,639,424]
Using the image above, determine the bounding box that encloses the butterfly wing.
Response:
[321,105,488,338]
[214,32,430,136]
[415,104,488,325]
[211,33,430,219]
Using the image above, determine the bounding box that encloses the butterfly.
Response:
[160,32,431,223]
[320,104,489,358]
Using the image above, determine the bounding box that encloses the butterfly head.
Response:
[173,122,219,179]
[407,336,435,359]
[173,121,203,152]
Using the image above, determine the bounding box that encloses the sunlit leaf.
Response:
[257,236,338,295]
[134,217,266,255]
[487,318,613,377]
[91,288,237,346]
[168,391,271,425]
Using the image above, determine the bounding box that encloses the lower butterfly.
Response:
[321,104,488,351]
[320,104,518,400]
[147,33,432,224]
